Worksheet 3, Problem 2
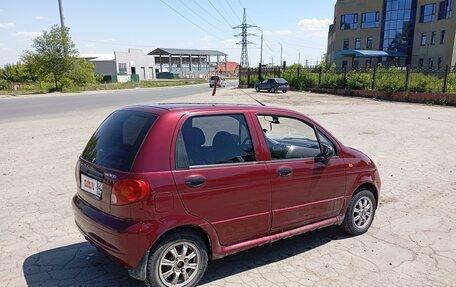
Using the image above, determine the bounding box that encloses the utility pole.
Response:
[298,50,301,66]
[259,29,263,66]
[280,44,283,66]
[271,57,274,67]
[58,0,65,28]
[233,8,256,68]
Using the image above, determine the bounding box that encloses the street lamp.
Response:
[256,27,264,66]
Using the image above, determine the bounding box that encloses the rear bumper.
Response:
[72,195,157,269]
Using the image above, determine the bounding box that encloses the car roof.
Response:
[123,103,297,115]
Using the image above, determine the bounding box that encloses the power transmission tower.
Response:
[233,8,256,68]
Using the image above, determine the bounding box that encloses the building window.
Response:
[118,63,127,74]
[341,13,358,30]
[420,3,437,22]
[441,30,446,43]
[428,58,434,69]
[361,11,380,28]
[342,60,348,68]
[366,37,373,49]
[419,58,424,68]
[353,60,359,69]
[431,32,437,45]
[343,38,350,49]
[438,57,443,69]
[355,38,361,49]
[421,33,427,46]
[382,0,416,59]
[438,0,453,19]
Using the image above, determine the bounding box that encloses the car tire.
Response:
[340,189,377,236]
[282,90,287,93]
[145,230,208,287]
[270,87,276,93]
[256,87,260,92]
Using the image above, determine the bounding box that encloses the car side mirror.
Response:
[316,143,335,164]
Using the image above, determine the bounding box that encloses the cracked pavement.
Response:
[1,86,455,286]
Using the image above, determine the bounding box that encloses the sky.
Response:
[0,0,337,67]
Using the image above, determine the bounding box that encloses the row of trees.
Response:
[0,25,98,91]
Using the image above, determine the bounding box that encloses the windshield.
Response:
[81,110,157,171]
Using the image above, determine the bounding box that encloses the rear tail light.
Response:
[111,178,150,205]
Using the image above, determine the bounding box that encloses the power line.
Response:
[158,0,223,40]
[207,0,233,28]
[191,0,228,28]
[225,0,242,22]
[177,0,230,34]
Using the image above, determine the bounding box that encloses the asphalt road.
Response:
[0,83,221,122]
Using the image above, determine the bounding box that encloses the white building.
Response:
[81,48,155,81]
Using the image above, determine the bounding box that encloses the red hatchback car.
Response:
[73,104,381,287]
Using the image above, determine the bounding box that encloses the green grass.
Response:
[0,79,207,95]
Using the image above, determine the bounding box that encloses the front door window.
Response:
[257,115,321,160]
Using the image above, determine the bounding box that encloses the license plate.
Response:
[81,174,103,199]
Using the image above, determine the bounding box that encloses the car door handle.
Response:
[185,176,206,188]
[278,167,292,177]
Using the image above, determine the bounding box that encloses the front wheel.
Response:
[256,87,260,92]
[340,189,376,235]
[282,90,287,93]
[270,87,275,93]
[145,231,208,287]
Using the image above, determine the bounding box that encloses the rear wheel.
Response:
[145,231,208,287]
[256,87,260,92]
[340,189,376,235]
[282,90,287,93]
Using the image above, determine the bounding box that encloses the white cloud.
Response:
[35,16,47,21]
[12,31,42,39]
[297,18,332,31]
[0,22,15,29]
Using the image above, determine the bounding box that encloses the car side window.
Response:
[257,115,321,160]
[175,114,256,169]
[317,130,338,156]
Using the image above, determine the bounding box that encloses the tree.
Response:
[67,58,96,86]
[24,25,77,91]
[0,62,34,89]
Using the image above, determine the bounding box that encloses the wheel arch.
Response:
[129,224,214,281]
[354,182,378,206]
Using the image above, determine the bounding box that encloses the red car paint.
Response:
[72,104,381,274]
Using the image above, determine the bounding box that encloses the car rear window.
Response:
[81,110,157,171]
[276,78,287,83]
[210,76,217,80]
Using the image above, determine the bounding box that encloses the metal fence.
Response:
[239,64,456,94]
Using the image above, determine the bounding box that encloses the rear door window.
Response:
[175,114,255,169]
[81,111,157,171]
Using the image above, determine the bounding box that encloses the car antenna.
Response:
[222,80,266,106]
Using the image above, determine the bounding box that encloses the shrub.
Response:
[409,73,443,93]
[375,68,405,93]
[347,72,370,90]
[320,73,345,89]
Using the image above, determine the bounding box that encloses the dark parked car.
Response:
[73,104,380,287]
[255,78,289,93]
